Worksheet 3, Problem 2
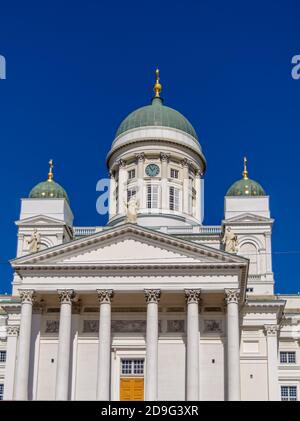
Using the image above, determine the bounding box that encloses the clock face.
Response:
[145,163,160,177]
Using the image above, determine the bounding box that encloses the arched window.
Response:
[239,242,258,274]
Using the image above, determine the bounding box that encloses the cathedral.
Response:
[0,70,299,401]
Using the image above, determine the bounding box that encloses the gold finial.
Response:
[48,159,53,181]
[242,156,248,179]
[153,68,162,98]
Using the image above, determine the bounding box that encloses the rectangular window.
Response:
[128,169,136,180]
[0,351,6,363]
[127,188,136,201]
[281,386,297,401]
[147,185,159,208]
[121,359,144,376]
[170,168,179,179]
[0,384,4,400]
[169,186,179,211]
[280,352,296,364]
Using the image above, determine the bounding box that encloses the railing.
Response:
[73,225,222,238]
[74,227,103,237]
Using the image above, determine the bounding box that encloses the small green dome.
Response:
[116,97,198,140]
[226,158,266,197]
[29,180,69,202]
[226,178,266,197]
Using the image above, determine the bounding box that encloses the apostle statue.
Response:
[125,196,139,224]
[222,227,238,253]
[27,229,41,253]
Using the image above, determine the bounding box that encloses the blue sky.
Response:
[0,0,299,294]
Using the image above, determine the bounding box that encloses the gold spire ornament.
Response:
[242,156,248,180]
[153,68,162,98]
[48,159,54,181]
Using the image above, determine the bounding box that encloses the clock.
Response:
[145,163,160,177]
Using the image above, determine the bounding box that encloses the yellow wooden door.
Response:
[120,378,144,401]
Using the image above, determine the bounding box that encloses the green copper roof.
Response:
[226,178,266,197]
[29,179,69,202]
[116,97,198,140]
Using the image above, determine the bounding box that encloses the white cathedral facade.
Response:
[0,71,299,401]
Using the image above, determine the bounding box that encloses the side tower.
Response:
[15,160,74,259]
[106,70,206,228]
[223,158,274,295]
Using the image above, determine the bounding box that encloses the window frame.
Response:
[169,186,180,211]
[146,184,159,209]
[0,351,6,363]
[281,385,297,401]
[120,359,145,377]
[280,351,296,364]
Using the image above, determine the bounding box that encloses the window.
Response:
[170,168,179,179]
[281,386,297,401]
[127,188,136,201]
[121,359,144,376]
[0,384,3,400]
[280,352,296,364]
[128,169,136,180]
[147,185,159,208]
[0,351,6,363]
[169,186,179,211]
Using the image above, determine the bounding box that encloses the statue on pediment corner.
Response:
[222,227,238,253]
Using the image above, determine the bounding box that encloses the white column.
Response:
[160,153,169,210]
[29,303,44,400]
[225,288,241,401]
[181,159,190,214]
[185,289,201,401]
[145,289,161,401]
[55,289,75,400]
[3,326,19,400]
[135,153,145,210]
[264,325,280,401]
[14,289,35,400]
[117,159,127,215]
[70,303,81,400]
[194,170,201,221]
[108,170,117,219]
[96,289,114,400]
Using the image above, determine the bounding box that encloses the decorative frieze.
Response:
[7,326,20,336]
[144,289,161,304]
[167,320,185,333]
[19,289,36,305]
[204,319,223,334]
[57,289,76,305]
[97,289,114,304]
[112,320,146,333]
[224,288,240,305]
[185,289,201,304]
[83,319,99,333]
[45,320,59,333]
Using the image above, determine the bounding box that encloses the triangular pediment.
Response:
[11,223,248,268]
[16,215,66,227]
[224,213,273,225]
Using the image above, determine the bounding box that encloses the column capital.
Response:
[160,152,170,162]
[185,289,201,304]
[180,158,190,168]
[264,324,278,336]
[144,289,161,304]
[7,325,20,336]
[97,289,114,304]
[19,289,36,304]
[57,289,76,304]
[117,159,126,168]
[224,288,240,305]
[135,152,145,162]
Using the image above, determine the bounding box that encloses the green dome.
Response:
[226,178,266,197]
[29,179,69,202]
[116,97,198,140]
